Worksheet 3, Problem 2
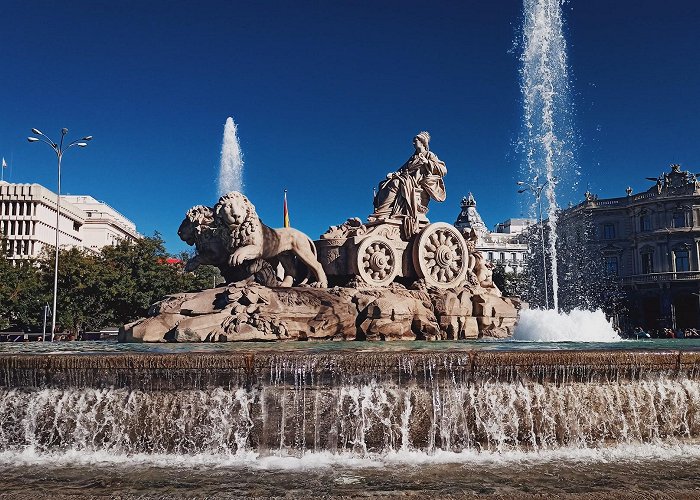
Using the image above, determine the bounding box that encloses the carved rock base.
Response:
[120,283,522,342]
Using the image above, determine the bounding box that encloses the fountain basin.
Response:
[2,343,700,457]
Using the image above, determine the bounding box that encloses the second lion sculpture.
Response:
[178,192,328,288]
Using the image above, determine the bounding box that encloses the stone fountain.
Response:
[120,132,521,343]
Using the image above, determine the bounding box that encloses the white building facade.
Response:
[62,195,139,251]
[453,193,534,273]
[0,182,139,262]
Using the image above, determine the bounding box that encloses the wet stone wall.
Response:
[0,350,699,456]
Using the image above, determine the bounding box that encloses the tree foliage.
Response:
[0,235,222,334]
[491,263,528,298]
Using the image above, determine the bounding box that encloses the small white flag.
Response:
[1,158,6,169]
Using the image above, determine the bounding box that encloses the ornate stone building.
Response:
[453,193,533,273]
[558,164,700,330]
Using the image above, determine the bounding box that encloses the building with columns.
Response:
[453,193,534,273]
[0,182,139,262]
[558,164,700,330]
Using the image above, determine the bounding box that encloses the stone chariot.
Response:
[317,217,469,288]
[317,131,469,289]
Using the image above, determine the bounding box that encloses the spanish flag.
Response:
[283,190,290,228]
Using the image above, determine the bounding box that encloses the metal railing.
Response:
[621,271,700,284]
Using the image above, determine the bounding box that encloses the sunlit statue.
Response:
[370,131,447,235]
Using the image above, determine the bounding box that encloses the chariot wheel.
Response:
[413,222,468,288]
[355,236,399,286]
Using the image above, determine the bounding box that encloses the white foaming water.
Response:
[513,308,622,342]
[217,116,244,196]
[520,0,576,311]
[3,443,700,469]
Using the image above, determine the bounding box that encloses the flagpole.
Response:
[283,189,290,228]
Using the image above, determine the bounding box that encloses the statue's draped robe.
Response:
[373,151,447,235]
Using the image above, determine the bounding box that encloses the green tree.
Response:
[492,262,528,298]
[98,234,222,327]
[0,233,227,335]
[37,247,110,334]
[0,239,47,331]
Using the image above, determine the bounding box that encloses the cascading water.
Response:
[520,0,576,312]
[217,116,244,196]
[1,350,699,460]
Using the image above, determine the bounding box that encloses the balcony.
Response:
[621,271,700,285]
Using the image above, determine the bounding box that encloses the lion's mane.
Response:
[214,192,263,252]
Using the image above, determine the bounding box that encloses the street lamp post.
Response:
[517,176,555,310]
[28,128,91,341]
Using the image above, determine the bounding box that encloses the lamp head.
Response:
[31,128,42,135]
[517,189,527,194]
[27,137,39,142]
[77,142,88,147]
[516,181,524,185]
[82,136,93,141]
[61,128,68,136]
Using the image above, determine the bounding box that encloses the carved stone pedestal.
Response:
[121,282,522,343]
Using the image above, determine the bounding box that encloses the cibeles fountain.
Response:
[121,131,521,343]
[3,1,700,495]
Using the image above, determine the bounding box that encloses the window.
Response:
[673,211,686,228]
[511,253,517,262]
[640,213,651,232]
[488,252,493,261]
[603,223,615,239]
[604,256,619,276]
[499,252,505,262]
[641,252,654,274]
[675,250,690,272]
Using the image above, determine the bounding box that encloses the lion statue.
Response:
[177,204,277,286]
[214,191,328,288]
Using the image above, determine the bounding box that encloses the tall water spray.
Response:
[217,117,244,196]
[520,0,576,311]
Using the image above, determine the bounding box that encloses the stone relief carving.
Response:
[465,228,501,295]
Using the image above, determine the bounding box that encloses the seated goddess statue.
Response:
[370,131,447,236]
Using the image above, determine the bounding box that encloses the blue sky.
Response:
[1,1,699,253]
